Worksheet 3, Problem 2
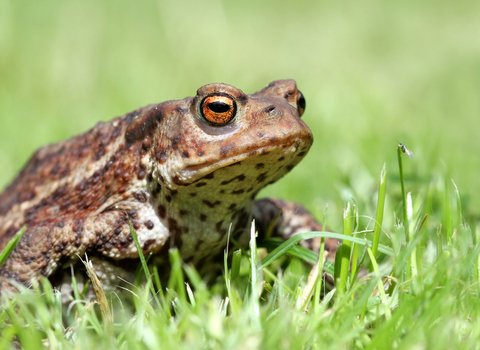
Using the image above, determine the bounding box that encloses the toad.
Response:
[0,80,336,290]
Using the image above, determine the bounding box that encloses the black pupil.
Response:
[298,94,306,111]
[208,101,230,113]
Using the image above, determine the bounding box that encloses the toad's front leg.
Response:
[0,210,142,290]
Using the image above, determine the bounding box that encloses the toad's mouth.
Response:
[177,139,308,186]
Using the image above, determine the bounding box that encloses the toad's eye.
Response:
[201,94,237,125]
[297,91,306,117]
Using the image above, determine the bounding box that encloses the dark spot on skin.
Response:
[203,200,221,208]
[199,214,207,222]
[189,193,197,197]
[220,145,235,157]
[168,218,178,230]
[72,219,85,234]
[297,151,306,157]
[277,157,285,161]
[195,182,207,187]
[216,221,223,232]
[231,189,245,194]
[165,195,172,202]
[133,221,141,230]
[228,203,237,210]
[204,173,214,179]
[143,239,156,251]
[220,190,225,194]
[257,132,264,138]
[172,175,182,185]
[155,150,168,163]
[182,151,190,158]
[152,185,162,198]
[197,151,205,157]
[137,168,146,180]
[171,136,181,148]
[125,107,163,145]
[286,165,295,171]
[158,204,166,218]
[221,174,246,185]
[95,148,105,160]
[75,181,86,191]
[134,191,147,203]
[255,163,265,169]
[114,168,122,178]
[142,137,153,150]
[256,172,268,183]
[126,210,138,220]
[179,210,188,217]
[170,190,178,196]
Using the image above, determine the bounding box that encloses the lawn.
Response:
[1,0,480,349]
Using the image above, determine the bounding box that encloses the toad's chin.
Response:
[176,140,310,187]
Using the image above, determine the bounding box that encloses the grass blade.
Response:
[0,226,26,266]
[259,232,394,270]
[371,164,387,272]
[249,220,261,329]
[397,144,409,235]
[128,219,162,309]
[338,202,353,295]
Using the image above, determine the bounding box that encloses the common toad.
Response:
[0,80,336,290]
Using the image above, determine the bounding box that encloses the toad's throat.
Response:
[178,139,306,185]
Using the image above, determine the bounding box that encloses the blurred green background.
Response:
[1,0,479,230]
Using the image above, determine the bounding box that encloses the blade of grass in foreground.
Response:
[249,220,261,329]
[313,206,328,313]
[0,226,26,266]
[338,202,353,295]
[370,163,387,272]
[444,178,453,244]
[406,192,417,282]
[128,220,162,310]
[397,143,409,235]
[259,232,394,269]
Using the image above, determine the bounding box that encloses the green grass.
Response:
[1,146,479,349]
[1,0,480,348]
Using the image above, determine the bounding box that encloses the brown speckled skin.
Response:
[0,80,336,290]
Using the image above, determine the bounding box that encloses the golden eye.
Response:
[201,94,237,125]
[297,91,306,117]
